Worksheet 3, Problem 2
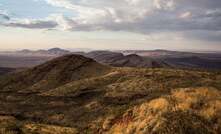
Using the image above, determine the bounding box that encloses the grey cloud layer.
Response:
[3,20,58,29]
[0,13,10,21]
[1,0,221,41]
[0,14,10,20]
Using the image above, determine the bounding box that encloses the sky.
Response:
[0,0,221,51]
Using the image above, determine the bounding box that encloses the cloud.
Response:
[1,0,221,41]
[40,0,221,32]
[5,20,58,29]
[0,13,10,20]
[0,10,10,21]
[1,17,58,29]
[153,0,175,10]
[179,11,192,19]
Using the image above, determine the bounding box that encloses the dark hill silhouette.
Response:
[165,56,221,69]
[0,54,110,93]
[47,48,71,55]
[85,51,168,68]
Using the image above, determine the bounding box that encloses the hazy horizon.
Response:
[1,47,221,53]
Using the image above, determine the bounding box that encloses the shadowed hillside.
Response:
[85,51,168,68]
[0,54,110,93]
[165,56,221,69]
[0,54,221,134]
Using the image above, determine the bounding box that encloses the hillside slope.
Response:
[0,54,109,93]
[0,55,221,134]
[85,51,168,68]
[110,87,221,134]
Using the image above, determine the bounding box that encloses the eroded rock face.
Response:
[109,87,221,134]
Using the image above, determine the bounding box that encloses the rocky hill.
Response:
[0,54,221,134]
[85,51,168,68]
[0,54,109,93]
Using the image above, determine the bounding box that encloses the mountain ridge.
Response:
[1,48,221,69]
[85,51,168,68]
[0,54,110,93]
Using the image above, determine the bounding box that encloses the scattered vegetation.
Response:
[0,55,220,134]
[110,87,221,134]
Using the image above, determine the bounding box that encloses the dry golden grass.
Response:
[109,87,221,134]
[0,116,20,134]
[0,116,78,134]
[22,124,78,134]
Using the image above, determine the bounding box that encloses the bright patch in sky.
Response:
[0,0,74,19]
[0,0,221,51]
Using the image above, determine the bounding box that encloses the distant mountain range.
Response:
[121,49,221,58]
[0,67,15,75]
[123,50,221,69]
[13,48,71,56]
[0,48,71,68]
[85,51,168,68]
[0,48,221,70]
[0,48,168,68]
[165,56,221,69]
